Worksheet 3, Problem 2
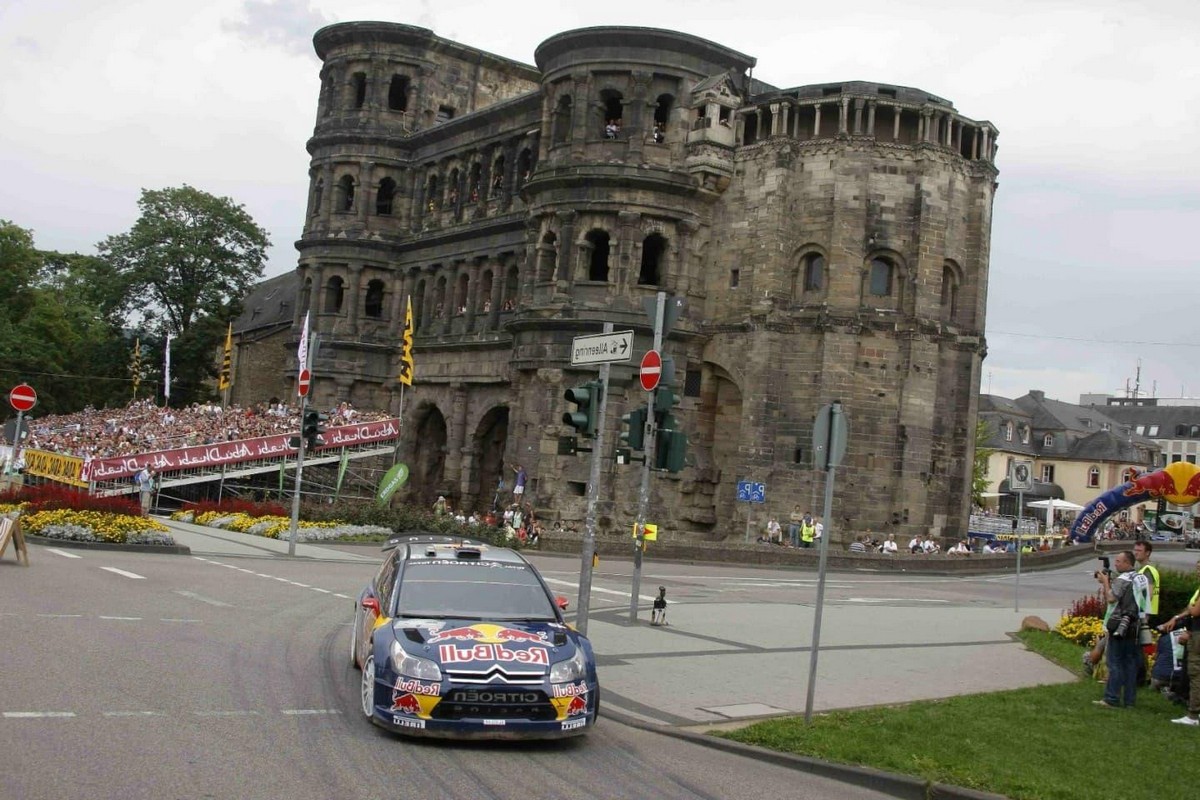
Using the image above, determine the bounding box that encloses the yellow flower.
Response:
[1055,615,1105,647]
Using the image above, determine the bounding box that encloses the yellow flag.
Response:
[130,338,142,398]
[218,322,233,390]
[398,297,415,386]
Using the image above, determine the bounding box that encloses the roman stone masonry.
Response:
[270,22,998,543]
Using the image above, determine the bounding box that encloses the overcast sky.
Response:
[2,0,1197,406]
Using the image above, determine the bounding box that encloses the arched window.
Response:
[599,89,624,137]
[516,148,533,187]
[537,231,557,282]
[387,75,409,112]
[321,73,334,117]
[337,175,356,212]
[311,179,323,216]
[376,178,396,215]
[364,279,385,318]
[1021,425,1030,444]
[433,276,447,319]
[1121,467,1137,484]
[868,257,893,297]
[797,252,825,293]
[447,168,461,214]
[413,280,426,330]
[941,262,960,321]
[652,94,674,143]
[300,277,312,314]
[639,233,666,286]
[468,163,482,203]
[1043,433,1054,447]
[490,156,505,197]
[325,276,345,313]
[503,265,519,310]
[351,72,367,109]
[478,270,494,312]
[552,95,572,144]
[454,273,469,315]
[1088,466,1101,488]
[1003,421,1013,442]
[585,230,610,282]
[425,173,439,213]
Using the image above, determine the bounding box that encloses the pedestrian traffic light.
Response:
[654,386,681,429]
[654,428,687,473]
[302,409,328,448]
[620,405,647,451]
[562,381,600,438]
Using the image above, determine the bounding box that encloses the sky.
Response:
[2,0,1198,406]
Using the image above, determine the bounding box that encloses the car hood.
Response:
[391,619,577,673]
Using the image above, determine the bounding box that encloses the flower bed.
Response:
[172,509,391,543]
[21,508,175,546]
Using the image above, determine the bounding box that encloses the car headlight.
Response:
[548,647,586,683]
[391,641,442,681]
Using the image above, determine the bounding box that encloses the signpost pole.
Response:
[287,330,317,558]
[630,292,666,622]
[576,323,612,636]
[1015,489,1024,612]
[5,410,22,476]
[804,401,845,724]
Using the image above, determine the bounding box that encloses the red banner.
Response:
[79,418,400,482]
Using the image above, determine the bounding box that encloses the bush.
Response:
[180,498,289,518]
[1158,567,1199,618]
[22,509,172,544]
[0,484,140,516]
[1055,615,1104,647]
[1064,590,1106,620]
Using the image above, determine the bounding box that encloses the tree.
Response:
[98,185,271,404]
[972,418,994,506]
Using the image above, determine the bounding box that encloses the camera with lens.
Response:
[1093,556,1112,580]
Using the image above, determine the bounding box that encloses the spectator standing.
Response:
[788,505,803,547]
[137,466,155,516]
[1094,551,1143,709]
[512,464,527,500]
[799,513,815,548]
[1159,557,1200,725]
[1134,540,1160,624]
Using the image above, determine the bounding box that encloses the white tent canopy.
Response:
[1026,499,1084,510]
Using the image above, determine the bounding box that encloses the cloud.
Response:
[222,0,333,58]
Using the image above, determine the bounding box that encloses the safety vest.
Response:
[800,523,815,543]
[1138,563,1160,615]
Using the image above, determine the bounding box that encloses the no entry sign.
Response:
[8,383,37,412]
[639,350,662,392]
[297,369,311,397]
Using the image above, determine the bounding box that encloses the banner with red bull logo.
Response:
[1069,462,1200,542]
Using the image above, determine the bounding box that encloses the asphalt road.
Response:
[0,547,898,800]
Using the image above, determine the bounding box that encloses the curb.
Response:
[25,535,192,556]
[599,706,1006,800]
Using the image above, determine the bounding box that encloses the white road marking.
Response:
[842,598,951,604]
[3,712,75,719]
[281,709,341,716]
[103,711,166,717]
[100,567,146,580]
[173,590,232,608]
[289,582,311,588]
[98,616,142,621]
[332,593,350,599]
[310,587,330,594]
[193,710,260,717]
[159,618,201,623]
[543,577,655,602]
[46,548,82,559]
[37,613,83,619]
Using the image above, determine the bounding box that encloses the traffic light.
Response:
[562,381,600,438]
[620,405,647,451]
[302,409,328,448]
[654,428,688,473]
[654,386,681,429]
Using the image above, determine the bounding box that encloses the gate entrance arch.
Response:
[471,406,509,512]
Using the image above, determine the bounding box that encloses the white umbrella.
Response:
[1025,498,1084,534]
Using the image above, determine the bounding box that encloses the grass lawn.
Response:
[717,630,1200,800]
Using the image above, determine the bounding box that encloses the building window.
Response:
[351,72,367,109]
[1176,424,1188,437]
[364,280,384,318]
[311,179,323,216]
[490,156,505,197]
[585,230,610,282]
[796,252,824,294]
[537,231,557,282]
[730,268,739,288]
[387,75,409,111]
[652,93,673,143]
[552,95,572,144]
[1020,425,1030,444]
[599,89,624,135]
[868,257,893,296]
[1136,425,1145,435]
[516,148,533,186]
[376,178,396,215]
[325,276,345,313]
[1003,421,1013,442]
[940,263,959,321]
[639,233,666,285]
[1088,466,1100,488]
[435,105,455,124]
[1043,433,1054,447]
[337,175,356,212]
[1148,425,1159,436]
[1192,425,1200,437]
[1041,464,1055,483]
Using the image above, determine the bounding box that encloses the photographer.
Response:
[1157,558,1200,726]
[1093,551,1144,709]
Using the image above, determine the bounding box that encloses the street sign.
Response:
[639,350,662,392]
[297,369,311,397]
[570,330,634,366]
[8,384,36,413]
[812,403,848,470]
[1009,459,1034,492]
[737,480,766,503]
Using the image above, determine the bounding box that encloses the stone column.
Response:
[311,264,326,329]
[444,383,468,488]
[616,211,641,291]
[388,268,408,337]
[893,106,901,140]
[754,108,763,141]
[421,267,437,333]
[488,260,504,330]
[556,210,576,284]
[813,104,822,138]
[853,98,864,135]
[570,71,590,159]
[442,261,460,335]
[972,127,980,160]
[293,264,309,328]
[838,96,849,134]
[321,163,335,225]
[357,162,374,226]
[866,101,877,137]
[628,71,650,159]
[346,263,363,333]
[465,258,483,331]
[537,91,554,162]
[769,102,781,137]
[674,218,699,296]
[982,128,991,161]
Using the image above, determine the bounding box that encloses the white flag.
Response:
[296,311,310,395]
[164,334,173,402]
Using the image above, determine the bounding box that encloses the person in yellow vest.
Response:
[1134,540,1160,623]
[1158,558,1200,726]
[800,513,816,549]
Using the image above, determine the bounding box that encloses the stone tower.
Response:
[282,22,998,542]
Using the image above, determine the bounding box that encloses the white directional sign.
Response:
[570,330,635,366]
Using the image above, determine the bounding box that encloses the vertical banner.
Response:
[163,333,173,403]
[218,323,233,391]
[398,297,414,386]
[130,338,142,399]
[296,311,310,396]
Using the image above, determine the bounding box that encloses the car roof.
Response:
[397,539,529,567]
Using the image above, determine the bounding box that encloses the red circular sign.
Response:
[9,383,37,412]
[297,369,311,397]
[639,350,662,392]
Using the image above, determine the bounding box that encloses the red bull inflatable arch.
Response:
[1069,461,1200,542]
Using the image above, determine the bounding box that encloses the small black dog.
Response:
[651,586,668,626]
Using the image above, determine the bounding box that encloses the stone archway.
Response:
[471,406,509,512]
[700,363,744,534]
[411,405,448,508]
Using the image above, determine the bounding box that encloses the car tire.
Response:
[349,606,361,670]
[360,653,376,720]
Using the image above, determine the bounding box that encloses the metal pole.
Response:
[744,505,752,543]
[288,393,308,558]
[4,410,23,476]
[576,323,612,636]
[630,291,665,622]
[804,401,841,723]
[1015,489,1024,612]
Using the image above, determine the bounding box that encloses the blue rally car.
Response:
[350,535,599,738]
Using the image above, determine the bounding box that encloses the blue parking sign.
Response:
[737,480,766,503]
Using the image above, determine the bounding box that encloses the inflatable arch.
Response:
[1069,461,1200,542]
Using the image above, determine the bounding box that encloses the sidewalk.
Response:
[158,516,378,563]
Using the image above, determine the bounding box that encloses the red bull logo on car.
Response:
[551,681,588,698]
[426,623,549,645]
[392,693,422,715]
[438,643,549,666]
[393,678,440,697]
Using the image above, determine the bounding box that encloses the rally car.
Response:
[350,535,599,738]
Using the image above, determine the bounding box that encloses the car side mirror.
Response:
[555,595,569,611]
[361,596,381,616]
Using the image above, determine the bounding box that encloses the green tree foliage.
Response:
[972,418,994,506]
[98,185,270,405]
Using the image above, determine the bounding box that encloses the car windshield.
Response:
[396,560,556,621]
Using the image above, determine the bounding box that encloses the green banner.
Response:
[377,462,409,505]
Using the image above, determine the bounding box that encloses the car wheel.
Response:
[349,606,361,670]
[360,653,377,720]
